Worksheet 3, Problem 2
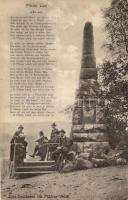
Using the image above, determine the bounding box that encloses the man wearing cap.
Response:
[30,131,48,160]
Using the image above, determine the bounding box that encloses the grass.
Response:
[1,159,10,180]
[105,189,128,200]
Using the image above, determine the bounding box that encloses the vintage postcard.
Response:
[0,0,128,199]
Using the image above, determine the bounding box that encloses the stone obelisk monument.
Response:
[71,22,109,154]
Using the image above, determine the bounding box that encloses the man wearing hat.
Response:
[11,125,25,143]
[10,125,28,161]
[52,129,73,163]
[59,129,73,151]
[50,123,59,140]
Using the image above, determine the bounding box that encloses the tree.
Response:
[100,0,128,148]
[104,0,128,56]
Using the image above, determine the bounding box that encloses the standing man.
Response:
[10,125,28,161]
[50,123,59,140]
[11,125,24,143]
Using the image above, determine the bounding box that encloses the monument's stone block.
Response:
[73,132,108,142]
[74,142,110,154]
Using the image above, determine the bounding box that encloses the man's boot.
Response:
[29,145,39,158]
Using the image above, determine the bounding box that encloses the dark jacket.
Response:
[50,128,59,139]
[60,136,73,152]
[11,130,21,143]
[11,131,27,145]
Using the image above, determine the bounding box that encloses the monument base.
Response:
[72,123,110,159]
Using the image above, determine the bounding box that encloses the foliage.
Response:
[104,0,128,56]
[100,0,128,148]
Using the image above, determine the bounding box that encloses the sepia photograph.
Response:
[0,0,128,199]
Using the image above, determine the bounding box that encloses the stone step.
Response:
[23,160,55,167]
[15,171,56,175]
[16,165,56,172]
[73,132,108,142]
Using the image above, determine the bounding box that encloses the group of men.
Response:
[10,123,73,162]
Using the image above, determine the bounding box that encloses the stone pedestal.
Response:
[71,89,109,155]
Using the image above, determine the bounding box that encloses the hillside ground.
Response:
[1,164,128,200]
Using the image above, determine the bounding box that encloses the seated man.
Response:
[52,129,73,163]
[30,131,48,160]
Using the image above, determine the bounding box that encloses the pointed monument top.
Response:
[84,21,93,31]
[83,21,94,55]
[80,22,97,80]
